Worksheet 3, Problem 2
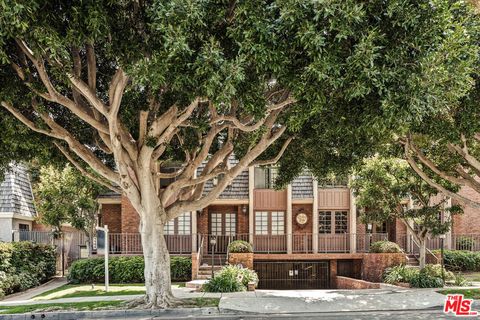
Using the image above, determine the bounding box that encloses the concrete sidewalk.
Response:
[1,286,449,314]
[1,277,68,302]
[219,288,448,314]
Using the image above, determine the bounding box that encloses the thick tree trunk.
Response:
[418,239,426,269]
[140,207,176,308]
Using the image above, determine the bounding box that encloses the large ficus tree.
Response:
[350,157,463,268]
[0,0,478,308]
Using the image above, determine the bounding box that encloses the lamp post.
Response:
[210,236,217,278]
[440,234,446,286]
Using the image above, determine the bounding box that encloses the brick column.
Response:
[287,184,293,254]
[248,166,255,244]
[349,188,357,253]
[312,179,319,253]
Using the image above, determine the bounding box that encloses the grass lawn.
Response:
[439,289,480,300]
[0,301,125,314]
[34,283,186,300]
[0,298,219,315]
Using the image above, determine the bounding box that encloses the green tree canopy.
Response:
[34,164,104,238]
[351,156,463,267]
[0,0,478,308]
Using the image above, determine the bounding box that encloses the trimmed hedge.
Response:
[227,240,253,253]
[369,240,402,253]
[433,250,480,272]
[68,256,191,283]
[0,242,56,298]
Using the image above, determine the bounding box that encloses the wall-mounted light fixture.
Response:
[242,205,248,214]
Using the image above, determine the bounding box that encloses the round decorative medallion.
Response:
[296,212,308,225]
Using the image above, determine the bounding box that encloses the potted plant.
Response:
[228,240,254,269]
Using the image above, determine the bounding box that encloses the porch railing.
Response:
[99,232,391,255]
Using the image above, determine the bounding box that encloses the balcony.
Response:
[104,233,388,255]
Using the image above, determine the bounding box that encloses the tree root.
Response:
[127,294,185,309]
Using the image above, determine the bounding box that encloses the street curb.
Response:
[0,307,221,320]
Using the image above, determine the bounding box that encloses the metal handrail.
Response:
[410,235,439,264]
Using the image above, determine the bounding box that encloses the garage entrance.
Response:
[254,261,330,289]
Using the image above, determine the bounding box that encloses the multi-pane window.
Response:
[177,213,191,235]
[210,213,223,235]
[224,213,236,235]
[271,211,285,235]
[319,211,348,234]
[255,211,285,235]
[164,219,175,235]
[334,211,348,233]
[254,167,278,189]
[255,212,269,235]
[210,213,236,235]
[319,211,332,234]
[164,212,191,235]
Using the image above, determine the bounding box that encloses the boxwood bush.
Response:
[203,265,258,292]
[369,240,402,253]
[0,242,56,297]
[68,256,191,283]
[433,250,480,271]
[227,240,253,253]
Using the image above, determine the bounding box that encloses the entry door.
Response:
[209,212,236,253]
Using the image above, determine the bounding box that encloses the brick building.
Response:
[98,163,480,289]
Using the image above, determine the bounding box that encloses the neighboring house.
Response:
[0,163,36,241]
[97,160,480,289]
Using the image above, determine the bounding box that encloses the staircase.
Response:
[195,254,228,280]
[196,264,223,280]
[405,254,420,267]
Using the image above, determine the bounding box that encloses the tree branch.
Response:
[54,141,121,193]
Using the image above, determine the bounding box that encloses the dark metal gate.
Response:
[254,261,330,289]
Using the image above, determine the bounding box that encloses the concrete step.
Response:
[196,274,213,280]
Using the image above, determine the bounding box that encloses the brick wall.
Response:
[361,253,406,282]
[237,205,249,234]
[100,203,122,233]
[121,196,140,233]
[453,186,480,234]
[336,276,380,289]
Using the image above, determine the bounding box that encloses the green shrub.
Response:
[203,265,258,293]
[433,250,480,271]
[383,265,418,284]
[456,237,476,251]
[68,256,191,283]
[170,257,192,281]
[383,264,452,288]
[421,264,454,282]
[370,241,402,253]
[453,273,470,287]
[227,240,253,253]
[0,242,56,297]
[410,271,444,288]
